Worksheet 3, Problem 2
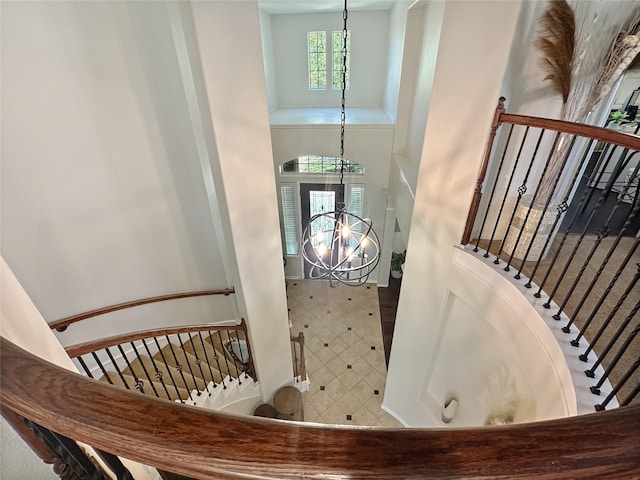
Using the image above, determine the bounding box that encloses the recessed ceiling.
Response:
[258,0,397,15]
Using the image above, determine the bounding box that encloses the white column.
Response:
[384,0,523,426]
[187,1,293,399]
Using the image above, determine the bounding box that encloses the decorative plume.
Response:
[534,0,576,103]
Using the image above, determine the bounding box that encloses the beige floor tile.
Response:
[352,405,380,426]
[326,356,348,376]
[340,368,364,388]
[328,337,348,356]
[324,376,348,401]
[315,346,337,365]
[377,412,404,428]
[307,390,336,414]
[335,391,363,414]
[312,365,338,386]
[305,336,325,354]
[350,379,375,404]
[321,403,350,425]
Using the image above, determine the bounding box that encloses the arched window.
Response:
[281,155,364,174]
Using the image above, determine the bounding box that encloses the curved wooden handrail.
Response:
[48,289,235,332]
[2,337,639,479]
[64,321,246,358]
[499,113,640,151]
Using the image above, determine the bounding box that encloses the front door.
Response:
[300,183,344,279]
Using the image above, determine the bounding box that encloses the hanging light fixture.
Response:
[301,0,380,288]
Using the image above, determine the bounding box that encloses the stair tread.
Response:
[157,342,225,386]
[100,371,190,402]
[123,350,210,392]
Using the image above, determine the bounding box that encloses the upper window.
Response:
[307,32,326,90]
[307,30,350,91]
[332,31,350,90]
[281,155,364,174]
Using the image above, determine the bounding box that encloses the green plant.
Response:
[608,110,629,124]
[391,250,406,271]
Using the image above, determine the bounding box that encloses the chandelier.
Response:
[300,0,380,288]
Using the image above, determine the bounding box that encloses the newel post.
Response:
[461,97,506,245]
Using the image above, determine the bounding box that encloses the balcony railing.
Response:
[2,337,639,479]
[463,97,640,410]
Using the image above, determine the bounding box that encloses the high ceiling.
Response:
[258,0,397,15]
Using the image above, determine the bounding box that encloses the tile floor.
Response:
[287,279,404,427]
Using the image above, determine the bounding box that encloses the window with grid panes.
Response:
[332,30,350,90]
[307,31,326,90]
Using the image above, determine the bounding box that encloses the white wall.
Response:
[383,0,530,427]
[259,8,278,112]
[268,10,390,108]
[1,1,232,337]
[382,0,412,120]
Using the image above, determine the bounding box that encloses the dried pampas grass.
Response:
[534,0,575,104]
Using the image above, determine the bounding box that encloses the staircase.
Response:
[68,324,262,414]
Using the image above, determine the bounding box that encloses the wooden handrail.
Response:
[2,336,639,479]
[64,322,244,358]
[461,98,640,245]
[500,113,640,150]
[48,289,235,332]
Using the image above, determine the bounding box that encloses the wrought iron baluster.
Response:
[76,356,94,379]
[590,321,640,394]
[514,134,577,280]
[579,266,640,363]
[497,128,545,268]
[541,145,628,308]
[104,346,129,390]
[473,123,515,253]
[187,334,211,395]
[595,357,640,411]
[533,144,619,298]
[525,140,594,289]
[117,344,144,394]
[196,331,218,388]
[504,130,560,271]
[129,341,159,397]
[140,338,171,400]
[549,181,640,318]
[152,337,184,402]
[176,333,203,396]
[94,449,134,480]
[567,238,639,338]
[165,335,195,403]
[484,125,530,261]
[208,330,227,389]
[91,351,113,385]
[619,378,640,407]
[217,330,233,384]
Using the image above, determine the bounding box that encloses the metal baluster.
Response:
[208,330,227,389]
[176,333,203,396]
[619,379,640,407]
[217,330,234,383]
[76,356,94,378]
[533,143,620,298]
[196,332,218,388]
[549,185,640,319]
[514,134,578,280]
[484,125,530,261]
[129,341,159,397]
[473,123,515,253]
[140,338,171,400]
[504,131,561,271]
[580,266,640,363]
[525,140,594,289]
[164,335,195,403]
[152,337,184,402]
[117,344,144,394]
[498,129,545,269]
[91,351,113,385]
[589,321,640,393]
[595,357,640,411]
[104,346,129,390]
[541,145,628,308]
[187,334,211,395]
[567,238,640,338]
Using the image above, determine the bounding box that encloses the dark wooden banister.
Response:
[461,98,640,244]
[48,289,235,332]
[2,336,639,479]
[64,322,245,358]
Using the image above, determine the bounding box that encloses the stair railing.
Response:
[2,336,639,479]
[64,321,256,405]
[463,97,640,409]
[290,332,306,383]
[48,288,235,332]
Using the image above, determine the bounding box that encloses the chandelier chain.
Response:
[339,0,348,193]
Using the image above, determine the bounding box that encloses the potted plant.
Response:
[390,250,406,279]
[608,110,629,128]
